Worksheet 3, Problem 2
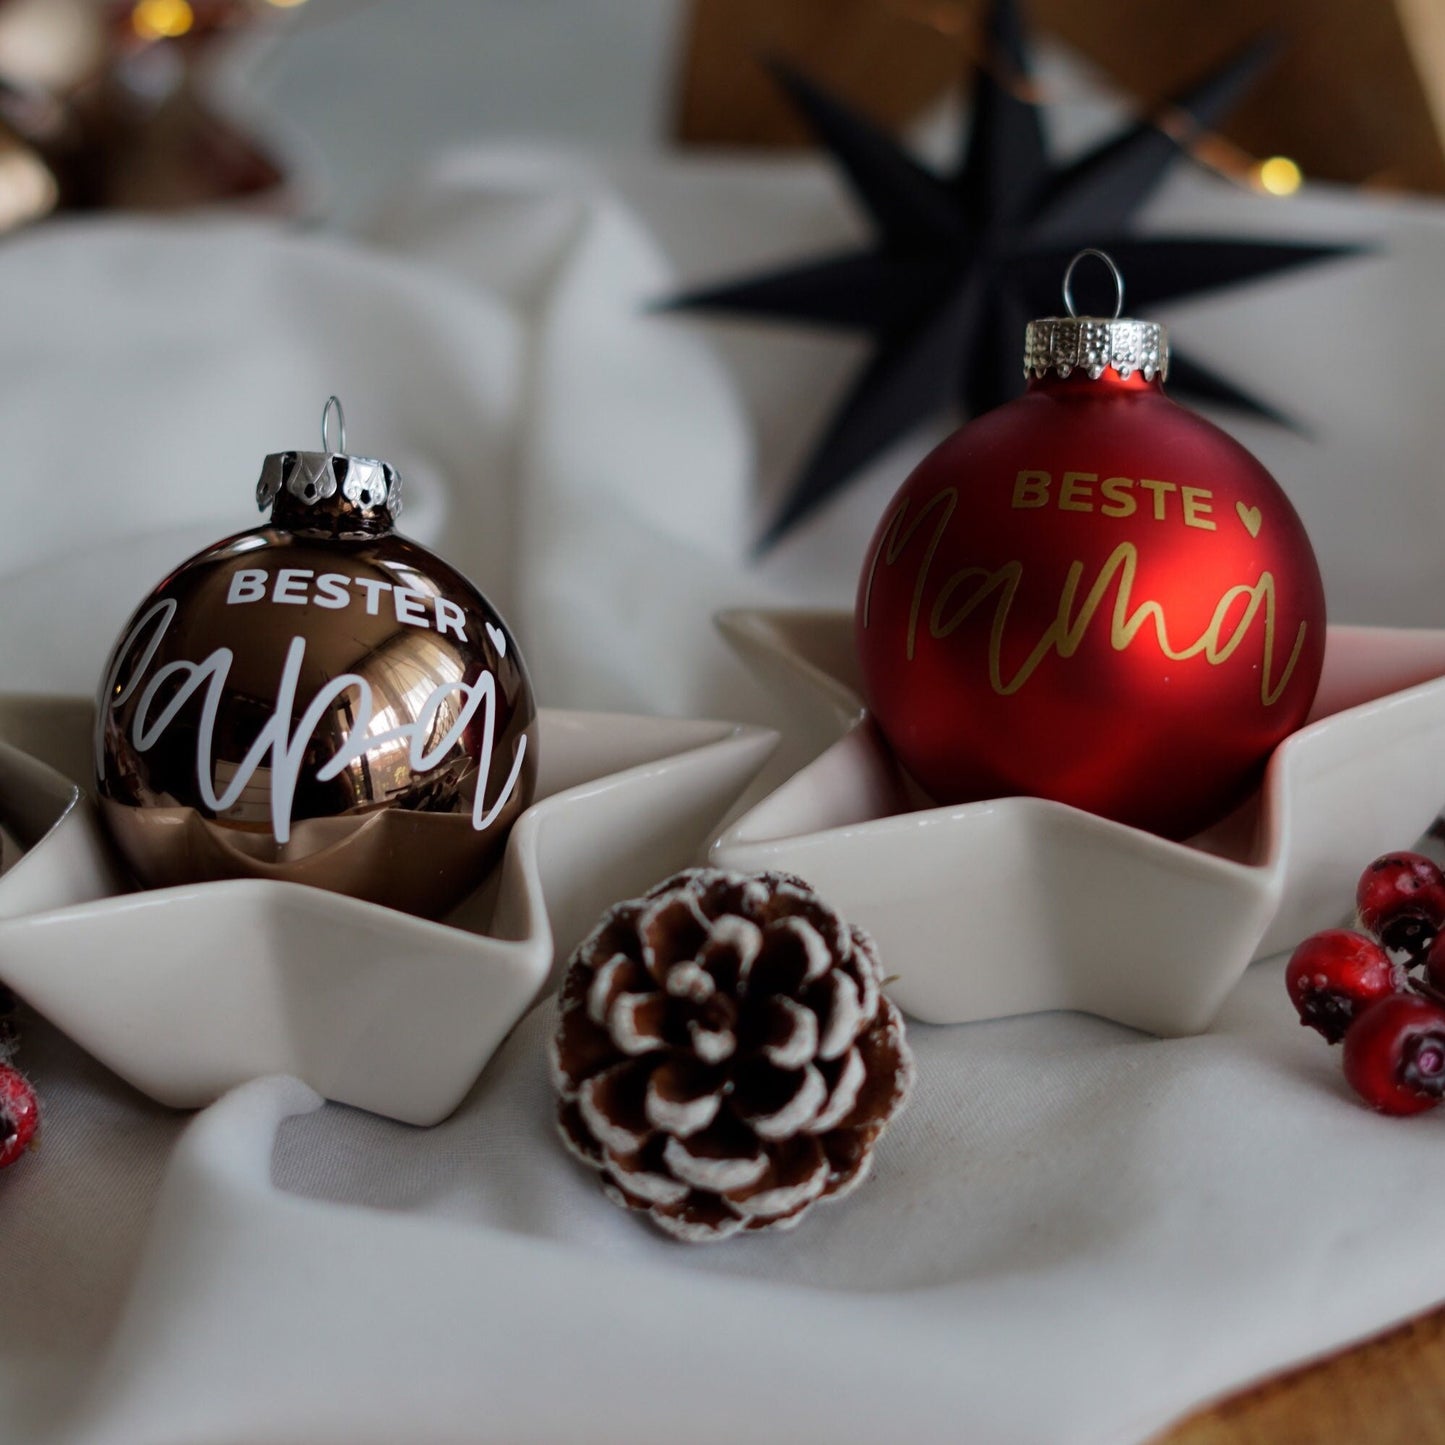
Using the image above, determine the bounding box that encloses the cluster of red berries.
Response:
[0,986,38,1169]
[1287,852,1445,1115]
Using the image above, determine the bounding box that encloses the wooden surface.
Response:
[672,0,962,148]
[1031,0,1445,194]
[1154,1303,1445,1443]
[674,0,1445,192]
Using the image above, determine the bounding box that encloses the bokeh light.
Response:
[0,143,57,232]
[131,0,195,41]
[1255,155,1304,197]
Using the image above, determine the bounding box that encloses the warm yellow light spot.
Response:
[131,0,194,40]
[1255,155,1303,197]
[0,143,57,233]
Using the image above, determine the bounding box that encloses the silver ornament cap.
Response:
[255,395,403,524]
[1023,249,1169,383]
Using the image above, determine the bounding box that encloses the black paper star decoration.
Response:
[664,0,1365,550]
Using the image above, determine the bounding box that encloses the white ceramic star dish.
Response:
[711,610,1445,1037]
[0,696,775,1124]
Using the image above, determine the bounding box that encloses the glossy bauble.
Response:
[856,366,1325,840]
[96,417,537,919]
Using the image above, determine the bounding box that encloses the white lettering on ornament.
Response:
[98,599,527,845]
[225,567,470,641]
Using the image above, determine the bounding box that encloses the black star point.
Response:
[663,0,1367,551]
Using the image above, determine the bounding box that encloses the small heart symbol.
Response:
[485,621,507,658]
[1236,502,1262,539]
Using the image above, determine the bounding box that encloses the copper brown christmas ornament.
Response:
[95,397,537,920]
[552,867,913,1242]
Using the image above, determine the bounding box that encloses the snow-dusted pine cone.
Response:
[551,867,913,1242]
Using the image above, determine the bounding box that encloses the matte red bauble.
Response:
[855,252,1326,840]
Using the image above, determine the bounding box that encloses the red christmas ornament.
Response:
[855,251,1326,840]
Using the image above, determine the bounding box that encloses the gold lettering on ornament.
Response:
[861,491,1309,707]
[861,485,959,669]
[1010,468,1219,531]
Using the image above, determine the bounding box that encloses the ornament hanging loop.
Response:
[1062,249,1124,320]
[257,396,403,525]
[321,395,346,455]
[1023,250,1167,383]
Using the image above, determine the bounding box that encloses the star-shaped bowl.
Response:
[0,696,775,1124]
[711,610,1445,1036]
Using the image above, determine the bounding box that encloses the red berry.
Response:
[0,1063,38,1167]
[1285,930,1404,1043]
[1356,852,1445,964]
[1342,994,1445,1115]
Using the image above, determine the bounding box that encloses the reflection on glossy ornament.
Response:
[855,251,1326,841]
[95,397,537,918]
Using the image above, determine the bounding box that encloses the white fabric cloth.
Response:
[30,974,1445,1445]
[3,16,1445,1440]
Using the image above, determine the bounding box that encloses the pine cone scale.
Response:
[698,916,763,995]
[662,1132,769,1193]
[687,1017,737,1065]
[645,1190,748,1244]
[759,995,819,1069]
[578,1061,654,1155]
[812,969,864,1060]
[640,895,711,981]
[722,1136,829,1219]
[744,921,826,998]
[820,1132,875,1200]
[739,1063,829,1140]
[607,991,669,1055]
[847,927,883,1020]
[644,1058,724,1137]
[839,1001,912,1131]
[664,962,715,1003]
[550,1006,614,1095]
[585,953,649,1025]
[809,1049,867,1134]
[603,1143,691,1206]
[557,1100,602,1165]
